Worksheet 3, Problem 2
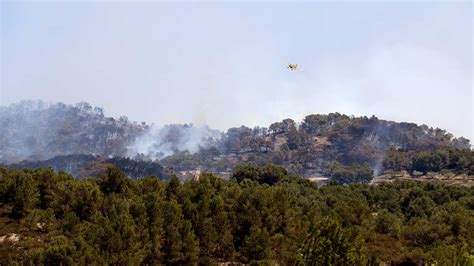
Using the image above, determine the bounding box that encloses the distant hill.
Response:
[0,100,147,163]
[161,114,472,183]
[0,100,220,163]
[8,154,173,180]
[1,101,471,182]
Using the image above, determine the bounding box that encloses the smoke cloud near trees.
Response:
[127,124,221,160]
[2,2,472,141]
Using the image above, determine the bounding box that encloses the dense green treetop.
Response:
[0,165,473,265]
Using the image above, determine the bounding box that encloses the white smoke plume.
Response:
[127,124,222,160]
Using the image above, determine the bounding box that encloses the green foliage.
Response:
[3,170,40,218]
[374,209,401,237]
[383,147,473,175]
[300,217,360,265]
[159,113,472,182]
[232,164,304,185]
[241,225,270,262]
[0,166,473,265]
[99,166,129,194]
[23,208,56,233]
[22,236,76,265]
[329,163,373,184]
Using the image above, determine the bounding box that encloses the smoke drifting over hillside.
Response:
[127,124,222,160]
[0,100,223,163]
[1,100,471,183]
[0,100,145,163]
[3,2,472,141]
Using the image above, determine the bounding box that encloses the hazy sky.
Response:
[1,1,472,140]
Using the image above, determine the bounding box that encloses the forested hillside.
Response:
[0,101,147,163]
[9,154,172,180]
[1,101,471,183]
[1,165,473,265]
[160,114,472,183]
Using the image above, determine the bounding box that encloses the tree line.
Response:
[0,165,473,265]
[160,113,472,184]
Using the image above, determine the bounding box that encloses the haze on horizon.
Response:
[1,1,472,140]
